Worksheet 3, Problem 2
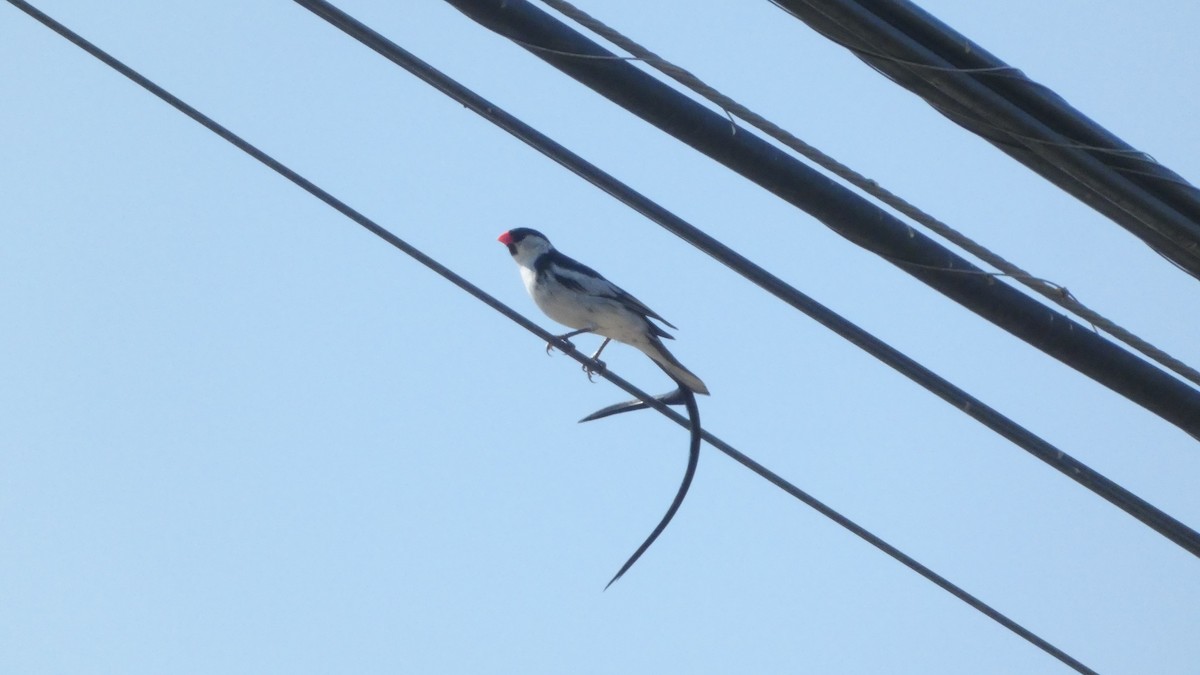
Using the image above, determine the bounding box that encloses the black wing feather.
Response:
[541,250,678,331]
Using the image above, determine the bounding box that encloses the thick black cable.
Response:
[8,2,1098,670]
[285,0,1200,559]
[808,0,1200,262]
[437,0,1200,439]
[858,0,1200,225]
[767,1,1200,271]
[769,0,1200,280]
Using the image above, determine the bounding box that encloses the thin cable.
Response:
[6,3,1097,670]
[536,0,1200,389]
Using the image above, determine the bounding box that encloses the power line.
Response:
[535,0,1200,391]
[769,0,1200,280]
[441,0,1200,440]
[6,3,1097,670]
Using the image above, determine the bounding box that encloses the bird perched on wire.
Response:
[497,228,708,395]
[499,226,706,589]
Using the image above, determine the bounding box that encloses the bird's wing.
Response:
[547,251,678,329]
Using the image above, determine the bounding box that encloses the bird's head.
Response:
[498,228,553,266]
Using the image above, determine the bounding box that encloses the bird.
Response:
[498,228,708,395]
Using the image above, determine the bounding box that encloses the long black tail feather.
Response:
[590,377,702,590]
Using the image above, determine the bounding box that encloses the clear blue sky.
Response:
[3,1,1198,673]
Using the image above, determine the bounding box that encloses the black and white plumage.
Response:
[498,228,708,395]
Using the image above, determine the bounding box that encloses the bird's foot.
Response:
[583,359,606,382]
[546,337,575,355]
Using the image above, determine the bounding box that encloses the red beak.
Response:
[497,231,514,246]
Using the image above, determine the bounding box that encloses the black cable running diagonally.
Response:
[7,3,1097,671]
[440,0,1200,440]
[284,0,1200,558]
[769,0,1200,280]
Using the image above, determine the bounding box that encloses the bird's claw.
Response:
[546,337,574,355]
[583,359,606,382]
